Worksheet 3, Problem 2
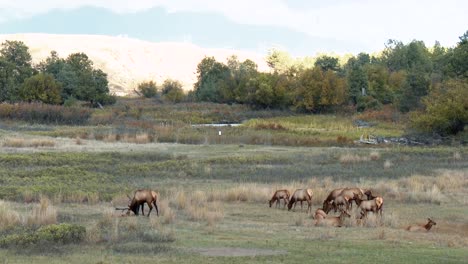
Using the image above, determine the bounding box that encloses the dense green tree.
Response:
[347,65,368,105]
[19,73,62,104]
[0,41,34,101]
[194,57,230,103]
[399,71,431,112]
[447,31,468,78]
[0,58,17,102]
[314,55,340,72]
[40,52,114,106]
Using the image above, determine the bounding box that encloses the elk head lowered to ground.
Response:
[288,188,313,213]
[123,189,159,217]
[269,189,290,208]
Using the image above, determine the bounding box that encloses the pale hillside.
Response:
[0,34,270,96]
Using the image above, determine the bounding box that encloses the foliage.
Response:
[411,79,468,135]
[19,73,62,104]
[40,51,115,106]
[0,40,34,102]
[0,224,85,248]
[136,80,158,98]
[161,79,185,103]
[314,55,340,72]
[293,67,346,112]
[0,102,92,125]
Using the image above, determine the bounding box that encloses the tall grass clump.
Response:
[0,103,92,125]
[26,197,57,227]
[2,137,55,148]
[0,201,21,230]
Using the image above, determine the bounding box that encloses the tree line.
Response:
[0,41,115,107]
[192,31,468,135]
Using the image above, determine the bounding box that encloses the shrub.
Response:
[0,103,92,125]
[26,197,57,227]
[411,79,468,135]
[0,223,86,248]
[136,81,158,98]
[0,201,21,230]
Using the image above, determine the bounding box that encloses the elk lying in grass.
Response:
[406,218,437,232]
[313,208,327,220]
[269,189,290,208]
[356,196,383,219]
[315,210,351,227]
[123,189,159,217]
[288,189,313,213]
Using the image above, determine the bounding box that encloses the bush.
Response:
[0,102,92,125]
[411,79,468,135]
[0,223,86,248]
[137,81,158,98]
[161,79,185,103]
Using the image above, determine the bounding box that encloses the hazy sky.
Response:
[1,0,467,55]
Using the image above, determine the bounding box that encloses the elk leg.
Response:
[300,201,303,210]
[147,203,153,217]
[141,203,145,216]
[153,200,159,216]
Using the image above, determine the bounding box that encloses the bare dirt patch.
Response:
[192,247,287,257]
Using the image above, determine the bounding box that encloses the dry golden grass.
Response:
[369,151,381,161]
[453,151,462,161]
[0,201,21,230]
[383,159,393,170]
[2,137,55,148]
[339,153,370,164]
[173,192,188,210]
[159,200,176,224]
[26,196,57,227]
[75,137,85,145]
[294,214,305,226]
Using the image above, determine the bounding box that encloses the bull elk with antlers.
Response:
[117,189,159,217]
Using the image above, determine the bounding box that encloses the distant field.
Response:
[0,101,466,263]
[0,129,467,263]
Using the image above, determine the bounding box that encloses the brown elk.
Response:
[315,210,351,227]
[125,189,159,217]
[406,218,437,232]
[269,189,290,208]
[322,187,364,213]
[355,196,383,219]
[339,188,364,209]
[313,208,327,220]
[288,189,313,213]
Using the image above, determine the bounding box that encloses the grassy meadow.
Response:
[0,101,467,263]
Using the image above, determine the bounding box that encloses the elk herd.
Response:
[269,187,436,231]
[117,187,436,232]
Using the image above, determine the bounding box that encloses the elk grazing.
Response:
[288,189,313,213]
[339,187,364,208]
[364,189,377,200]
[356,196,383,219]
[331,194,351,212]
[315,210,351,227]
[125,189,159,217]
[407,218,437,232]
[269,189,290,208]
[323,188,345,213]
